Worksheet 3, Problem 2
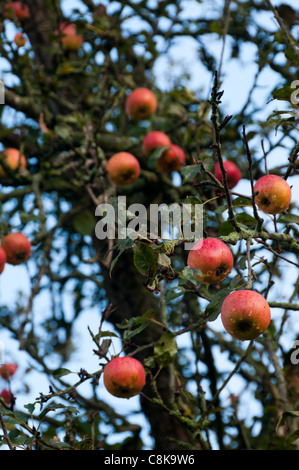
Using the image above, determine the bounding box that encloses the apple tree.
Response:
[0,0,298,451]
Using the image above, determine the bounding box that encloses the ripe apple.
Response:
[156,143,186,173]
[14,32,27,48]
[142,131,171,158]
[0,363,18,380]
[214,160,242,189]
[106,152,140,186]
[4,2,30,20]
[0,148,26,178]
[103,356,146,399]
[0,247,6,274]
[253,174,292,215]
[56,22,83,51]
[125,88,158,120]
[221,290,271,341]
[187,237,233,284]
[0,389,12,406]
[1,232,32,265]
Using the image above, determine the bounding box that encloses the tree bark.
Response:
[94,238,196,450]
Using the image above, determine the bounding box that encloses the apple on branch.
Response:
[214,160,242,189]
[221,290,271,341]
[0,363,18,380]
[56,22,83,52]
[14,32,27,48]
[187,237,234,284]
[4,2,30,21]
[254,174,292,215]
[103,356,146,399]
[106,152,141,186]
[0,247,6,274]
[1,232,32,266]
[125,88,158,121]
[0,389,13,406]
[142,131,171,158]
[155,143,186,173]
[0,148,26,178]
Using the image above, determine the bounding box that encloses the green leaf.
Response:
[272,86,294,103]
[277,213,299,225]
[179,266,202,284]
[53,368,72,380]
[205,288,232,322]
[123,323,148,340]
[181,164,202,182]
[236,212,257,229]
[72,209,96,236]
[232,196,252,208]
[154,333,178,366]
[157,253,171,268]
[218,221,235,236]
[165,285,187,301]
[133,244,158,277]
[148,146,170,169]
[24,403,36,415]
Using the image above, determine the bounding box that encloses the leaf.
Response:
[232,196,252,208]
[276,410,299,435]
[218,221,235,236]
[277,213,299,225]
[181,164,202,182]
[154,333,178,366]
[272,86,294,103]
[205,288,232,322]
[179,266,202,284]
[133,244,158,277]
[148,146,170,169]
[72,209,96,236]
[165,285,187,302]
[24,403,36,415]
[236,212,257,229]
[52,368,72,380]
[157,253,171,268]
[123,323,148,340]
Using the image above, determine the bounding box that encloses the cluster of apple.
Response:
[186,172,292,342]
[106,87,186,186]
[0,150,32,273]
[102,89,294,398]
[4,2,83,52]
[0,362,18,407]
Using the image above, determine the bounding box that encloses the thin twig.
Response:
[242,124,264,231]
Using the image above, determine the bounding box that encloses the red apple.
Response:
[0,363,18,380]
[0,148,26,178]
[1,232,32,265]
[14,32,27,48]
[106,152,140,186]
[221,290,271,341]
[253,174,292,215]
[142,131,171,158]
[0,247,6,274]
[4,2,30,20]
[103,356,146,399]
[125,88,158,120]
[56,22,83,51]
[156,143,185,173]
[0,389,12,405]
[214,160,242,189]
[187,237,233,284]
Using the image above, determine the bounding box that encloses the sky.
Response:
[0,0,298,450]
